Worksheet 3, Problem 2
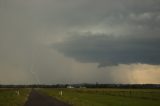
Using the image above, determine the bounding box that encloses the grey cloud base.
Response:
[53,34,160,67]
[1,0,160,84]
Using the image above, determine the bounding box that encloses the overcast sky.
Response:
[0,0,160,84]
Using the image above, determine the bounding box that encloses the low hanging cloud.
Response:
[53,33,160,67]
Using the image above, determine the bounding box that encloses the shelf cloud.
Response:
[53,33,160,67]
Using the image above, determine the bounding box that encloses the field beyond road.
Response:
[39,88,160,106]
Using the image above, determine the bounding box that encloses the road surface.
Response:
[24,90,71,106]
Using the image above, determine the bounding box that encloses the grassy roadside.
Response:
[0,88,31,106]
[39,88,160,106]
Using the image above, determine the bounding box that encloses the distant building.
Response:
[79,86,86,88]
[67,85,74,88]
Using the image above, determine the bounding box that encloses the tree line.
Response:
[0,84,160,89]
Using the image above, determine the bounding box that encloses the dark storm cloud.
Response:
[1,0,160,84]
[52,0,160,67]
[53,33,160,67]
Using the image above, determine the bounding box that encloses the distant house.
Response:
[67,85,74,88]
[79,86,86,88]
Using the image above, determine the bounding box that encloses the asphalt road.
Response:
[24,90,71,106]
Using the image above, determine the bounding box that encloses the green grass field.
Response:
[39,88,160,106]
[0,88,30,106]
[0,88,160,106]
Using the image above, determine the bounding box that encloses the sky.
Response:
[0,0,160,84]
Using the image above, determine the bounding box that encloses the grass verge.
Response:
[39,88,160,106]
[0,88,31,106]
